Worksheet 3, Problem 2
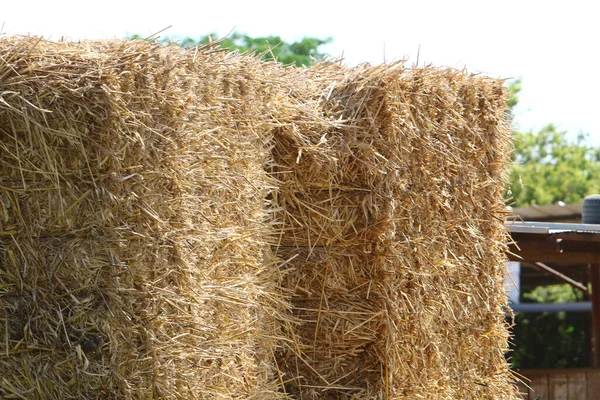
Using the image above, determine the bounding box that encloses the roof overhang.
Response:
[507,221,600,264]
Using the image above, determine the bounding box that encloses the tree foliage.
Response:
[506,80,600,207]
[509,284,589,369]
[509,127,600,207]
[506,79,522,112]
[131,32,332,67]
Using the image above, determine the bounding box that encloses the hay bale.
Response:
[274,64,517,399]
[0,37,288,399]
[0,36,519,399]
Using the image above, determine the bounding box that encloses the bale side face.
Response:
[0,38,287,399]
[274,65,517,399]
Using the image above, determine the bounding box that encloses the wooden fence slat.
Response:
[549,373,568,400]
[529,374,549,400]
[518,369,600,400]
[587,370,600,398]
[567,371,587,400]
[516,379,530,400]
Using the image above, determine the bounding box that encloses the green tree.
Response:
[509,284,590,369]
[506,79,522,112]
[131,32,332,67]
[506,80,600,207]
[509,127,600,207]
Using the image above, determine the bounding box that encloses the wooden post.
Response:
[591,264,600,368]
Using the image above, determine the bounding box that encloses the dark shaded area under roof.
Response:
[506,220,600,368]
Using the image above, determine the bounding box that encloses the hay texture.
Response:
[273,64,517,399]
[0,37,289,399]
[0,36,518,400]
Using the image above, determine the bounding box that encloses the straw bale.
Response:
[0,37,288,399]
[274,64,517,399]
[0,35,519,399]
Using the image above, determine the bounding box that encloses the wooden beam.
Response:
[520,266,589,284]
[508,244,600,264]
[528,262,589,294]
[591,264,600,368]
[555,232,600,243]
[511,234,562,253]
[509,233,600,264]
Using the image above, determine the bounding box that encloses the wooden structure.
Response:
[508,221,600,368]
[508,203,590,289]
[508,221,600,399]
[516,368,600,400]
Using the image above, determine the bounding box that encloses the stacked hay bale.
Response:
[0,36,518,399]
[273,64,517,399]
[0,37,289,399]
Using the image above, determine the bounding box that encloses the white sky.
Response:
[2,0,599,143]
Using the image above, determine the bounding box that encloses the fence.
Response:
[517,368,600,399]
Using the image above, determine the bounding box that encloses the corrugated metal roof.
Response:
[509,301,592,313]
[508,201,583,221]
[507,221,600,234]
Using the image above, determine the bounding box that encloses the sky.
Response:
[2,0,600,144]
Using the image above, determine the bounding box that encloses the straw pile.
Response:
[273,64,517,399]
[0,36,517,399]
[0,37,290,399]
